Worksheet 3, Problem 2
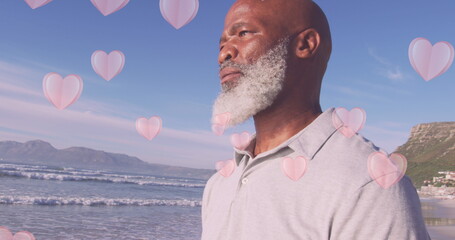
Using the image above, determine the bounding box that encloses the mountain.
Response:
[394,122,455,187]
[0,140,216,180]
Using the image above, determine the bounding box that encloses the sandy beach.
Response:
[421,199,455,240]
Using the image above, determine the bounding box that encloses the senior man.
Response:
[202,0,430,239]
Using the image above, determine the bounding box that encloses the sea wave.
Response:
[0,195,201,207]
[0,170,205,188]
[0,163,206,188]
[0,163,84,175]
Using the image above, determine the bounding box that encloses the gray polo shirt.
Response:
[201,108,431,240]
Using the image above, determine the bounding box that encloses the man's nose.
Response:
[218,45,238,65]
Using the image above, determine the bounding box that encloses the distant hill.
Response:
[0,140,216,180]
[395,122,455,187]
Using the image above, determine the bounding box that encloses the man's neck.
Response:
[252,104,322,158]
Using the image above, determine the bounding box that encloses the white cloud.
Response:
[367,47,390,66]
[0,60,40,78]
[0,81,42,97]
[367,47,411,82]
[386,66,404,80]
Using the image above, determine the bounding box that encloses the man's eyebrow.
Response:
[219,22,249,44]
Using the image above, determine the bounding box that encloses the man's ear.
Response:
[294,28,321,59]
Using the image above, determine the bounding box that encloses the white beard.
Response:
[212,38,289,127]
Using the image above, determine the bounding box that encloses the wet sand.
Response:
[428,226,455,240]
[421,199,455,240]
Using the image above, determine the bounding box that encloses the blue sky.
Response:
[0,0,453,169]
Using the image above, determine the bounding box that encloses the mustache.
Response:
[218,37,290,73]
[219,60,250,73]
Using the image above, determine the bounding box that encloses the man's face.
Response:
[212,1,290,127]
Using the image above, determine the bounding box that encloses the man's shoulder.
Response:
[203,170,221,192]
[317,132,422,211]
[316,131,405,190]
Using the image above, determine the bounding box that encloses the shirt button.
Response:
[242,178,248,184]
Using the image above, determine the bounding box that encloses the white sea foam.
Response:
[0,195,201,207]
[0,163,206,188]
[0,170,205,188]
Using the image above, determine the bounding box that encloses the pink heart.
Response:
[13,231,36,240]
[409,37,454,81]
[215,159,235,177]
[368,152,407,189]
[42,73,83,110]
[24,0,52,9]
[136,116,162,140]
[332,107,366,138]
[230,131,251,150]
[0,226,13,240]
[159,0,199,29]
[0,226,36,240]
[211,112,230,136]
[91,50,125,81]
[90,0,130,16]
[281,156,308,181]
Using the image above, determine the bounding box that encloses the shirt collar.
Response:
[234,108,338,166]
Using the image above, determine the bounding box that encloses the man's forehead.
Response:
[231,0,253,12]
[225,0,315,27]
[224,0,274,28]
[225,1,254,23]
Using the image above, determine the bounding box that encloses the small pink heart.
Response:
[13,231,36,240]
[230,131,251,150]
[24,0,52,9]
[215,159,235,177]
[0,226,13,240]
[332,107,366,138]
[0,227,36,240]
[211,112,230,136]
[409,37,454,81]
[42,73,83,110]
[136,117,162,141]
[368,152,407,189]
[91,50,125,81]
[159,0,199,29]
[281,156,308,181]
[90,0,130,16]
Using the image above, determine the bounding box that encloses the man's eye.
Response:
[239,31,251,37]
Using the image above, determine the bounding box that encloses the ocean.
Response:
[1,162,453,240]
[0,162,205,240]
